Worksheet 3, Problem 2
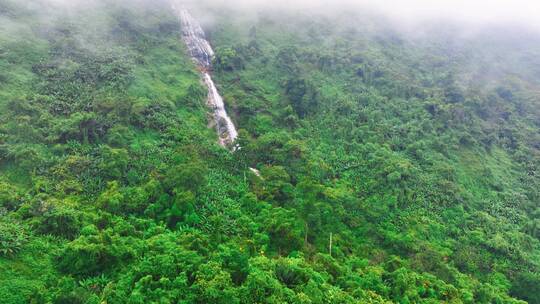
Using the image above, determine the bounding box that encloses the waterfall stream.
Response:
[173,3,238,147]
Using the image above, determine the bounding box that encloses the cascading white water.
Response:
[173,2,238,147]
[202,72,239,146]
[177,7,214,68]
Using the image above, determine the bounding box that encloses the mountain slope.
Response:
[1,0,539,303]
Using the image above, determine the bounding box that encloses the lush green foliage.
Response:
[1,0,540,303]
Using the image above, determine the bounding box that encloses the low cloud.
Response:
[184,0,540,33]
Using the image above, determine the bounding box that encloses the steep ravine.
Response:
[173,3,238,147]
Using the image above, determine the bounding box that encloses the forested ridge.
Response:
[1,0,540,303]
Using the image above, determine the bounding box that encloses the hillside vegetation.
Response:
[1,0,539,303]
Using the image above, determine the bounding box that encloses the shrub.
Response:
[0,182,21,211]
[0,218,28,256]
[34,206,82,240]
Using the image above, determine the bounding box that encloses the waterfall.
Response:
[173,3,238,147]
[202,72,239,147]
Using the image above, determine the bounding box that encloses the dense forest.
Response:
[1,0,540,303]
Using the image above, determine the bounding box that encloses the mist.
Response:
[4,0,540,36]
[178,0,540,33]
